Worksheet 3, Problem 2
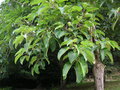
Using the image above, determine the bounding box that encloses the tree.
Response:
[0,0,120,90]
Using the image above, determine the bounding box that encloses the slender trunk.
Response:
[59,61,66,89]
[90,27,105,90]
[60,77,66,89]
[93,60,105,90]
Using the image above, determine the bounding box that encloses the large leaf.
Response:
[81,49,95,64]
[58,47,69,60]
[68,51,78,63]
[79,58,88,77]
[63,62,72,80]
[106,51,114,64]
[74,62,83,83]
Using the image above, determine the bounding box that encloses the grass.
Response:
[52,81,120,90]
[0,87,12,90]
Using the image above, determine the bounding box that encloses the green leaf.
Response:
[79,58,88,77]
[56,0,68,3]
[24,43,30,52]
[100,41,106,49]
[68,51,78,63]
[63,54,68,60]
[30,0,44,5]
[84,21,93,28]
[82,2,89,8]
[97,14,104,20]
[74,62,83,83]
[34,64,40,74]
[31,64,40,75]
[55,25,64,30]
[13,35,24,48]
[96,30,105,36]
[30,56,37,65]
[109,41,120,50]
[63,62,72,80]
[54,30,67,39]
[15,48,25,56]
[6,0,10,3]
[86,7,98,12]
[61,40,70,46]
[15,53,23,64]
[81,30,90,39]
[15,49,27,65]
[26,56,30,61]
[49,38,56,52]
[81,40,94,47]
[57,47,69,60]
[67,39,78,46]
[71,6,82,12]
[20,56,26,65]
[106,51,114,64]
[61,38,78,46]
[100,49,105,61]
[74,44,80,55]
[43,33,51,49]
[112,18,119,30]
[81,49,95,64]
[54,22,64,30]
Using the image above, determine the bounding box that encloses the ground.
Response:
[62,81,120,90]
[1,81,120,90]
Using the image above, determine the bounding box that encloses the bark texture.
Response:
[93,61,105,90]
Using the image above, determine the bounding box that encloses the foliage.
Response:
[0,0,119,84]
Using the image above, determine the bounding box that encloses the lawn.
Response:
[53,81,120,90]
[0,87,12,90]
[64,81,120,90]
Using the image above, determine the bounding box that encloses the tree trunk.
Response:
[59,61,66,89]
[93,60,105,90]
[60,77,66,89]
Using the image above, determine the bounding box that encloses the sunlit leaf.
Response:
[58,47,69,60]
